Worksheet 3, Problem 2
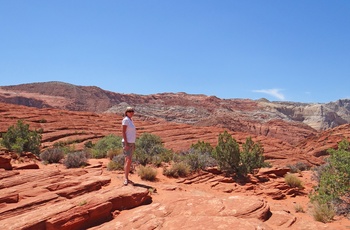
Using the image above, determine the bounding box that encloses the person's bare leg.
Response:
[124,156,131,185]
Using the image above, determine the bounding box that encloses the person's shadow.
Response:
[132,181,157,193]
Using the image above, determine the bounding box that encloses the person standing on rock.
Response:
[122,106,136,186]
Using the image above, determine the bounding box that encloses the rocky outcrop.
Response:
[0,166,151,230]
[91,194,273,230]
[0,156,344,230]
[0,152,12,170]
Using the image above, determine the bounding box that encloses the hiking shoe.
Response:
[123,179,128,186]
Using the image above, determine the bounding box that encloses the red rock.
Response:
[264,189,286,200]
[0,154,12,170]
[257,167,290,177]
[13,163,39,170]
[91,193,272,230]
[0,193,19,203]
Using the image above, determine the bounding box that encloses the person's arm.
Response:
[122,125,129,150]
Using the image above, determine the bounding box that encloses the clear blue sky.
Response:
[1,1,349,103]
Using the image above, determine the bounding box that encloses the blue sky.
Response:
[1,1,349,103]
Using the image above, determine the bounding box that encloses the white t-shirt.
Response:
[122,116,136,143]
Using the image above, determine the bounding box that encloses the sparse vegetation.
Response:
[310,139,350,222]
[182,148,217,172]
[184,140,217,172]
[63,151,89,168]
[137,165,157,181]
[294,203,305,213]
[151,150,176,167]
[107,148,123,160]
[239,137,268,176]
[163,162,191,178]
[40,147,65,164]
[53,141,76,154]
[284,173,304,189]
[312,202,335,223]
[78,200,87,206]
[191,140,214,155]
[287,162,310,173]
[213,131,267,177]
[91,134,122,158]
[1,120,42,156]
[39,118,47,123]
[84,141,94,149]
[214,131,240,174]
[135,133,167,166]
[107,154,125,171]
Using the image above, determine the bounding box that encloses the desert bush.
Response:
[214,132,268,177]
[107,148,123,160]
[91,134,122,159]
[311,139,350,218]
[40,148,65,164]
[135,133,167,166]
[285,173,304,189]
[287,162,310,173]
[239,137,267,176]
[151,150,176,167]
[214,131,240,174]
[84,141,94,148]
[191,140,214,155]
[294,203,305,213]
[107,154,125,171]
[63,151,89,168]
[163,162,191,178]
[183,149,217,172]
[312,202,335,223]
[137,165,157,181]
[53,141,76,154]
[1,120,42,155]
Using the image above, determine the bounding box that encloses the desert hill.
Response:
[1,82,350,133]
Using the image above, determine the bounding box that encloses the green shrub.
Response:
[135,133,167,166]
[53,141,76,154]
[138,165,157,181]
[214,132,267,177]
[63,151,89,168]
[151,150,176,167]
[91,134,122,159]
[84,141,94,148]
[214,131,240,174]
[191,140,214,155]
[284,173,304,189]
[40,148,65,164]
[107,154,125,171]
[1,120,42,155]
[239,137,266,176]
[311,139,350,218]
[163,162,191,178]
